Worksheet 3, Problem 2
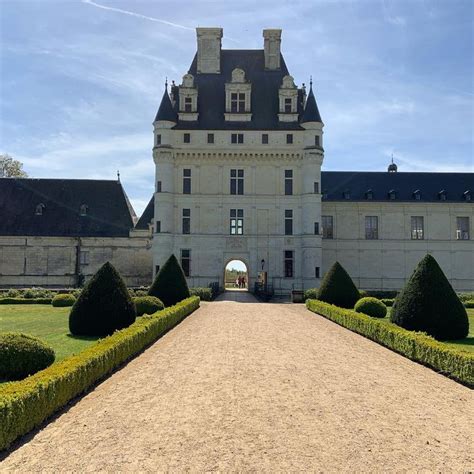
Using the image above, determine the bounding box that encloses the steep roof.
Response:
[135,196,154,229]
[0,178,136,237]
[173,49,305,130]
[321,171,473,202]
[154,87,177,122]
[301,85,322,123]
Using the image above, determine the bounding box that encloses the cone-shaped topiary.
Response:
[148,254,190,307]
[390,254,468,340]
[317,261,360,308]
[69,262,136,336]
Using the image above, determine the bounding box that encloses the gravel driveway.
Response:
[2,292,473,471]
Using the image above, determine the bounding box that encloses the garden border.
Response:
[0,296,200,451]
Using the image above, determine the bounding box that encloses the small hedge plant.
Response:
[0,333,55,381]
[354,297,387,318]
[133,296,164,316]
[304,289,319,301]
[465,300,474,309]
[318,261,360,309]
[0,297,52,305]
[51,294,76,307]
[190,287,212,301]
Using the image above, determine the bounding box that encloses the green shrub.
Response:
[208,282,220,300]
[5,289,20,298]
[133,296,164,316]
[22,288,53,299]
[358,290,369,298]
[69,262,136,337]
[381,298,395,307]
[190,287,212,301]
[0,333,55,381]
[51,294,76,307]
[71,289,82,299]
[366,290,398,299]
[465,300,474,309]
[354,297,387,318]
[391,254,469,340]
[317,261,360,309]
[306,299,474,387]
[0,296,199,451]
[458,293,474,303]
[0,297,52,305]
[304,288,319,301]
[148,254,190,307]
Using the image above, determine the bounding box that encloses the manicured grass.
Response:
[0,305,99,362]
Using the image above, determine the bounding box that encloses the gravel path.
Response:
[2,292,473,471]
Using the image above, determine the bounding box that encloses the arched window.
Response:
[35,203,45,215]
[79,204,88,216]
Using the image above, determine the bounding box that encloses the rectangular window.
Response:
[322,215,334,239]
[286,133,293,144]
[230,209,244,235]
[181,249,191,277]
[314,222,319,235]
[156,181,162,193]
[231,92,246,112]
[284,250,294,278]
[262,133,269,144]
[411,216,424,240]
[183,169,191,194]
[207,133,214,144]
[315,135,320,147]
[456,217,470,240]
[184,97,192,112]
[284,98,292,113]
[156,221,161,233]
[183,133,190,144]
[285,209,293,235]
[365,216,379,240]
[156,134,161,145]
[230,169,244,195]
[315,266,320,278]
[79,250,89,265]
[182,209,190,234]
[314,182,319,194]
[284,169,293,195]
[231,133,244,144]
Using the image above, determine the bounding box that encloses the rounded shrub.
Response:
[52,294,76,307]
[317,261,360,309]
[354,297,387,318]
[358,290,369,299]
[391,254,469,340]
[0,333,55,381]
[464,300,474,309]
[133,296,164,316]
[69,262,136,337]
[5,289,20,298]
[304,288,319,301]
[148,254,190,307]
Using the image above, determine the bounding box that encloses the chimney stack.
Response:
[196,27,223,74]
[263,29,282,70]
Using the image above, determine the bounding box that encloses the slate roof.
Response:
[135,197,154,229]
[0,178,137,237]
[301,85,322,123]
[155,87,177,122]
[321,172,473,202]
[167,49,308,130]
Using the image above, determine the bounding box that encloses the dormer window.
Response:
[388,189,396,200]
[225,68,252,122]
[413,190,421,201]
[366,189,373,200]
[438,190,447,201]
[178,73,198,121]
[343,190,351,200]
[35,203,45,215]
[79,204,88,216]
[322,190,328,200]
[284,98,292,113]
[278,75,298,122]
[464,190,471,201]
[184,97,192,112]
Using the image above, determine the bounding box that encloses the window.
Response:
[315,135,320,147]
[438,190,446,201]
[230,209,244,235]
[314,182,319,194]
[284,98,292,113]
[79,204,88,216]
[182,209,190,234]
[230,169,244,195]
[366,189,373,200]
[156,181,162,193]
[413,190,421,200]
[156,134,161,145]
[181,249,191,277]
[35,203,45,216]
[231,133,244,144]
[343,190,351,200]
[389,190,396,200]
[183,169,191,194]
[207,133,214,144]
[456,217,470,240]
[464,191,471,201]
[284,250,294,278]
[365,216,379,240]
[183,133,190,143]
[411,216,424,240]
[184,97,192,112]
[79,251,89,265]
[262,133,269,144]
[285,209,293,235]
[284,170,293,195]
[156,221,161,233]
[322,215,334,239]
[315,267,320,278]
[286,133,293,144]
[231,92,246,112]
[314,222,319,235]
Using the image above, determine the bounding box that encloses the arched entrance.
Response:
[224,259,249,291]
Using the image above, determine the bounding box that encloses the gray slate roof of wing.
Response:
[135,196,154,229]
[172,49,305,130]
[301,86,322,123]
[321,171,473,202]
[155,87,177,122]
[0,178,136,237]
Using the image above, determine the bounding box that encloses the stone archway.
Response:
[224,259,249,291]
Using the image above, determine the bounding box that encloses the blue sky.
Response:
[1,0,473,215]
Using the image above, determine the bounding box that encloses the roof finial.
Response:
[391,153,394,164]
[117,170,121,182]
[165,77,168,89]
[310,75,313,88]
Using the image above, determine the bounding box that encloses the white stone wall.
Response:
[321,201,474,291]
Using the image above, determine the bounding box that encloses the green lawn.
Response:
[0,304,99,362]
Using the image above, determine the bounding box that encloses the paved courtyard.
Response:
[2,293,473,471]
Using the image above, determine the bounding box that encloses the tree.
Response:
[390,254,468,340]
[0,153,28,178]
[148,254,190,307]
[317,261,360,308]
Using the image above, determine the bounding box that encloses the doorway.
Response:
[224,260,248,291]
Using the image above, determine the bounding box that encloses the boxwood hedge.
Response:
[0,297,52,305]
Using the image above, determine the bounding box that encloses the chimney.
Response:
[263,28,282,70]
[196,27,223,74]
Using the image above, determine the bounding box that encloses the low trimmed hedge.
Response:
[0,296,200,451]
[51,294,76,307]
[306,299,474,387]
[464,300,474,309]
[0,297,52,305]
[190,287,213,301]
[380,298,395,307]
